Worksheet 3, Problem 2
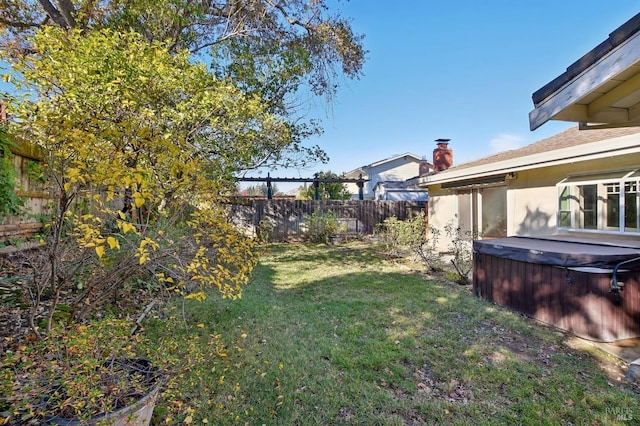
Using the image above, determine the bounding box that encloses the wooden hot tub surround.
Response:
[473,236,640,342]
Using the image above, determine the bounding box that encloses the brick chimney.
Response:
[433,139,452,172]
[418,156,430,176]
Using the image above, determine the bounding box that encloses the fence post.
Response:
[357,174,364,200]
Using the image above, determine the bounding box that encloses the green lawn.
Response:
[148,242,639,425]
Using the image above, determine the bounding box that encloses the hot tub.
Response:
[473,236,640,342]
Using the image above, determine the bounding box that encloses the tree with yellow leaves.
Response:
[5,27,273,337]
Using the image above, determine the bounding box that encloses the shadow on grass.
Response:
[156,243,640,425]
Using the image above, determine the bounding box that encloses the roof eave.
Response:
[415,134,640,187]
[529,13,640,130]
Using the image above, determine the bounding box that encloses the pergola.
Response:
[236,173,368,200]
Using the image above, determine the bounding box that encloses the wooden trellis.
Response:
[236,172,368,200]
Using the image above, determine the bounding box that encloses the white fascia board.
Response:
[529,31,640,131]
[368,152,422,168]
[415,133,640,187]
[344,168,365,178]
[345,153,422,178]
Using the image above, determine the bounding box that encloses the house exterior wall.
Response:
[427,188,457,250]
[346,157,421,199]
[427,150,640,250]
[345,181,360,198]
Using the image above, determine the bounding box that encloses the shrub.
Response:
[376,212,442,272]
[0,131,24,220]
[256,217,275,243]
[444,220,475,285]
[304,210,341,243]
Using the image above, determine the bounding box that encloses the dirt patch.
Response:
[414,364,474,404]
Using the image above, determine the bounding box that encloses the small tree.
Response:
[444,220,475,285]
[244,183,279,197]
[304,171,351,200]
[5,27,265,338]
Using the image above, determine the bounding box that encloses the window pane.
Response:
[457,190,472,234]
[558,186,572,227]
[481,186,507,238]
[581,185,597,229]
[625,181,638,231]
[606,183,620,228]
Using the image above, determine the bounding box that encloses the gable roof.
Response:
[345,152,424,177]
[529,13,640,130]
[413,125,640,187]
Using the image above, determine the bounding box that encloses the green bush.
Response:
[256,217,274,243]
[376,212,442,271]
[304,210,341,243]
[0,131,24,220]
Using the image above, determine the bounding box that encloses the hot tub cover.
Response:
[473,236,640,270]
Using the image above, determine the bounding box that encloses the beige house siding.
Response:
[427,188,456,235]
[426,149,640,251]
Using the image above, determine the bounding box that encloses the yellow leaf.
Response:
[185,291,206,301]
[95,246,105,258]
[118,211,126,220]
[107,236,120,249]
[64,182,71,192]
[183,416,192,424]
[197,323,204,328]
[121,222,135,234]
[133,192,145,208]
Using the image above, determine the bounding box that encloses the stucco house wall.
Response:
[417,126,640,250]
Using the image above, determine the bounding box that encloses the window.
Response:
[557,169,640,233]
[481,186,507,238]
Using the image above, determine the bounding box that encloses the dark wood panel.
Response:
[472,252,640,342]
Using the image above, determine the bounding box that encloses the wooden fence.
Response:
[228,199,427,241]
[0,148,426,244]
[0,139,50,242]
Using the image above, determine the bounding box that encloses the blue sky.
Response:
[2,2,638,192]
[264,1,639,190]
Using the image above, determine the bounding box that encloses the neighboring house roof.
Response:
[413,125,640,187]
[345,152,423,177]
[529,13,640,130]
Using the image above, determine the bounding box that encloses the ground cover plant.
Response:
[143,242,640,425]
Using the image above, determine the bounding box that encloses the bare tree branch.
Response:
[54,0,78,28]
[0,17,41,29]
[36,0,70,28]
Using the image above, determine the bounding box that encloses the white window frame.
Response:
[557,169,640,235]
